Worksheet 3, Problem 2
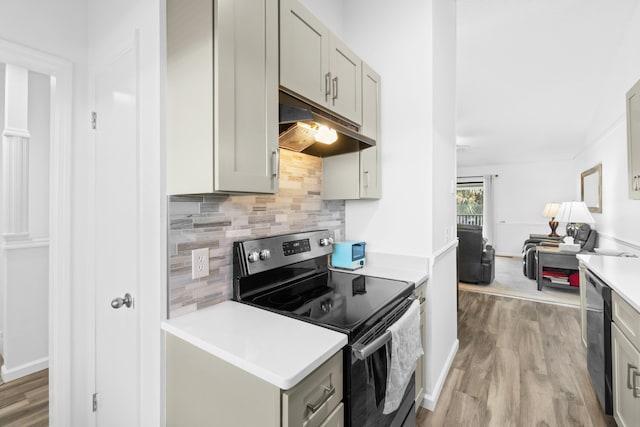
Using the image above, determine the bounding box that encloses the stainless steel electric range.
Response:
[233,229,417,427]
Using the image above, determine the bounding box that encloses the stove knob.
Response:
[247,251,260,263]
[259,249,271,260]
[319,237,334,247]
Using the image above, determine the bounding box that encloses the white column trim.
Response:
[2,127,31,138]
[0,38,73,427]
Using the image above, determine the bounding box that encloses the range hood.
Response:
[279,90,375,157]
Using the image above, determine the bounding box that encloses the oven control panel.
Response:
[283,239,311,256]
[234,230,334,276]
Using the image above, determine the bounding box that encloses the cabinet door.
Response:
[166,0,278,195]
[627,79,640,199]
[328,34,362,125]
[216,0,279,193]
[322,152,361,200]
[361,63,380,140]
[280,0,330,108]
[612,323,640,427]
[167,0,215,195]
[360,147,380,199]
[579,264,587,347]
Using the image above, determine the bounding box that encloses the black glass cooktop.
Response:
[243,270,413,337]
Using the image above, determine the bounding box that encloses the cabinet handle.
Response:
[325,72,332,101]
[634,369,640,398]
[363,170,369,188]
[306,384,335,413]
[628,363,638,389]
[332,76,339,105]
[271,150,279,178]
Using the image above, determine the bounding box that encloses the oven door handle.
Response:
[352,295,417,360]
[352,331,391,361]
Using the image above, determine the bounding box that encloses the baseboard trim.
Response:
[1,357,48,382]
[419,338,459,411]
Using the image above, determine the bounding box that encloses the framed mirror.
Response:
[581,164,602,213]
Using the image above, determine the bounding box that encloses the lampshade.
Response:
[542,203,560,218]
[555,201,595,224]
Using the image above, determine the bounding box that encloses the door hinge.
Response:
[91,112,97,130]
[92,393,98,412]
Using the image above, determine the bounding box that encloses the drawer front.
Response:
[319,403,344,427]
[612,323,640,427]
[613,292,640,350]
[282,350,343,427]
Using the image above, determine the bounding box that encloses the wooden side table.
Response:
[536,246,580,291]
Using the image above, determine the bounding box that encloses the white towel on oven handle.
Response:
[383,299,423,414]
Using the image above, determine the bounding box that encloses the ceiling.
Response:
[456,0,640,167]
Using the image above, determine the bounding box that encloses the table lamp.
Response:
[555,201,595,238]
[542,202,561,237]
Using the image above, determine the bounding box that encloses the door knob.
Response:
[111,293,133,309]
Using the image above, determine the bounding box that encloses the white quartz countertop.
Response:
[331,251,430,287]
[577,254,640,312]
[161,301,347,390]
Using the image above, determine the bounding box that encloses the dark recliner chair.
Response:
[457,224,495,284]
[522,224,598,279]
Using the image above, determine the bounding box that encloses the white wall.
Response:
[458,160,576,256]
[341,0,433,257]
[424,0,458,410]
[299,0,346,39]
[573,2,640,255]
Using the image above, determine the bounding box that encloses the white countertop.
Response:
[331,251,430,287]
[577,254,640,312]
[161,301,347,390]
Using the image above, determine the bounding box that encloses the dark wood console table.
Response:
[536,246,580,291]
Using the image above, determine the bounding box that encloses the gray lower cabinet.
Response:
[627,79,640,199]
[166,334,344,427]
[166,0,279,195]
[612,292,640,426]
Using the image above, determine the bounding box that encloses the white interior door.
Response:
[93,41,140,426]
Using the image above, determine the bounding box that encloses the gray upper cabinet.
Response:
[627,79,640,199]
[279,0,330,109]
[323,63,381,200]
[167,0,279,195]
[280,0,362,125]
[360,64,381,199]
[328,35,362,124]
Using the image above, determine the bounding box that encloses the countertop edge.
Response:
[577,255,640,312]
[161,320,347,390]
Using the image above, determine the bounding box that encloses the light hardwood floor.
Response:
[0,369,48,427]
[417,291,616,427]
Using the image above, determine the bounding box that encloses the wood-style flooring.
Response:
[0,368,48,427]
[417,291,616,427]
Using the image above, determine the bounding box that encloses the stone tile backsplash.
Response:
[168,150,345,318]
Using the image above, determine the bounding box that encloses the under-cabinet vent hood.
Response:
[279,91,375,158]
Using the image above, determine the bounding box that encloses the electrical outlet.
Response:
[191,248,210,279]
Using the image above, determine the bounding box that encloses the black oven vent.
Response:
[357,298,414,347]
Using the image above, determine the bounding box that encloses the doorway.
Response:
[0,38,73,425]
